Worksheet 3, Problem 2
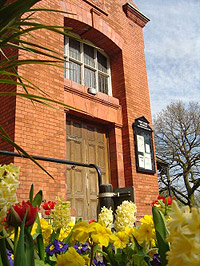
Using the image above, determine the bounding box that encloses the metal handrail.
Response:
[0,150,102,188]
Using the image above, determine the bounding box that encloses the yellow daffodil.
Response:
[137,223,155,242]
[71,222,89,244]
[40,218,53,243]
[88,222,112,247]
[124,226,136,242]
[31,222,38,235]
[56,247,85,266]
[82,255,90,266]
[110,231,129,249]
[140,215,154,226]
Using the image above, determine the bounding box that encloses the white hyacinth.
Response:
[98,206,113,229]
[114,200,137,232]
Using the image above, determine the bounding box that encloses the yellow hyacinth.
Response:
[52,200,71,231]
[0,164,19,231]
[166,201,200,266]
[56,247,85,266]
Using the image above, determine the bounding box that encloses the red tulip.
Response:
[151,195,176,206]
[6,201,37,227]
[89,220,96,224]
[42,200,56,210]
[45,210,50,216]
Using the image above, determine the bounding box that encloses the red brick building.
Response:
[0,0,159,220]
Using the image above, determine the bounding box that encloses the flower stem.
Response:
[14,226,18,254]
[90,242,94,266]
[0,234,11,266]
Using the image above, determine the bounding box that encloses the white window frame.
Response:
[64,36,112,96]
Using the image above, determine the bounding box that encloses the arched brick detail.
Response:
[62,1,124,53]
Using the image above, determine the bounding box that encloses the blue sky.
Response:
[133,0,200,116]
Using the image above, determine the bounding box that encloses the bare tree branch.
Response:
[154,101,200,207]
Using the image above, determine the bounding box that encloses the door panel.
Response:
[66,117,110,221]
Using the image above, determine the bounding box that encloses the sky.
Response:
[133,0,200,116]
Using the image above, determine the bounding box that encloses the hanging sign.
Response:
[132,116,155,174]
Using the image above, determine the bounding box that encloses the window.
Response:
[64,37,112,95]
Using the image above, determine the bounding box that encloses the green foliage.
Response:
[24,228,35,266]
[35,259,51,266]
[29,184,34,203]
[14,215,26,266]
[0,236,10,266]
[132,236,151,266]
[32,190,43,209]
[152,207,169,266]
[35,216,45,261]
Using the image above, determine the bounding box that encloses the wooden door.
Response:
[66,117,110,221]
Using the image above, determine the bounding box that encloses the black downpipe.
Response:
[0,150,102,188]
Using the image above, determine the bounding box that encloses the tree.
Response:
[153,101,200,207]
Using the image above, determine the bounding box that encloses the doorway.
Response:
[66,116,110,220]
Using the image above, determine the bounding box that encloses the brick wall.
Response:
[0,0,158,217]
[14,0,66,201]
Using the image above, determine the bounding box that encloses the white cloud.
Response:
[133,0,200,115]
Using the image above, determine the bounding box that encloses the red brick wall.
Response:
[0,47,17,164]
[14,0,66,201]
[61,0,159,217]
[0,0,158,217]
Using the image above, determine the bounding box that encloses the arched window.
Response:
[64,36,112,96]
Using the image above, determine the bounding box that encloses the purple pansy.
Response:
[150,254,161,266]
[74,242,90,255]
[7,249,14,266]
[45,239,68,256]
[93,258,105,266]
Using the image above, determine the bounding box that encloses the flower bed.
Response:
[0,164,199,266]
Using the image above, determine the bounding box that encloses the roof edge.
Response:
[123,2,150,28]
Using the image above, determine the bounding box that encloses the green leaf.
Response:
[63,229,72,245]
[102,245,120,266]
[14,216,26,266]
[32,190,43,208]
[131,254,148,266]
[24,228,35,266]
[29,184,34,203]
[35,216,45,261]
[32,233,40,240]
[35,259,51,266]
[0,0,40,30]
[0,233,11,266]
[132,236,151,266]
[152,207,170,266]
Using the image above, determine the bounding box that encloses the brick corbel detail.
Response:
[122,3,150,28]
